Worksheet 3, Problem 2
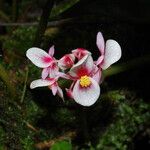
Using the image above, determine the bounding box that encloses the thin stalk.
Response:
[20,67,29,103]
[78,106,89,143]
[33,0,54,46]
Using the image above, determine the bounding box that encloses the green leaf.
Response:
[50,140,72,150]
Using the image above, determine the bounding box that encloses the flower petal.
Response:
[66,88,73,99]
[92,67,102,83]
[57,86,64,100]
[42,68,49,79]
[72,77,100,106]
[51,83,58,95]
[66,82,75,99]
[48,45,55,56]
[72,48,91,60]
[58,54,75,70]
[26,47,52,68]
[96,55,104,65]
[30,78,55,89]
[69,54,94,78]
[101,40,121,70]
[96,32,105,55]
[49,62,59,78]
[56,72,71,80]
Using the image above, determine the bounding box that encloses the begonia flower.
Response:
[58,54,75,70]
[72,48,91,60]
[68,54,101,106]
[96,32,122,70]
[30,77,64,100]
[26,31,122,107]
[26,46,59,79]
[65,82,75,99]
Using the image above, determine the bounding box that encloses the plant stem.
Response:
[33,0,54,47]
[20,67,28,103]
[78,106,89,143]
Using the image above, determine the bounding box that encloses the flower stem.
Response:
[20,67,28,103]
[78,106,89,144]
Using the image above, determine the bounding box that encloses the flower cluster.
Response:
[26,32,121,106]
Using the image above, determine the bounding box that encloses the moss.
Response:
[96,91,150,150]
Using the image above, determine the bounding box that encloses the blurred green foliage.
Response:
[96,92,150,150]
[1,27,36,55]
[50,140,72,150]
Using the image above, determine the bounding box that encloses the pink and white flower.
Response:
[72,48,91,60]
[26,31,122,106]
[26,46,59,79]
[30,77,64,100]
[58,54,75,70]
[68,54,101,106]
[96,32,122,70]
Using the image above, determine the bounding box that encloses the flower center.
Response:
[80,75,91,87]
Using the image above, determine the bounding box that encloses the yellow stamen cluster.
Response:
[80,75,91,87]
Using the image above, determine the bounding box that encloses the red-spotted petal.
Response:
[72,78,100,106]
[26,47,52,68]
[69,54,94,78]
[30,78,55,89]
[101,40,121,70]
[72,48,91,60]
[58,54,75,70]
[49,63,59,78]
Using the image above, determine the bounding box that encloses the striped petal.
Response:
[101,40,121,70]
[72,78,100,106]
[26,47,52,68]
